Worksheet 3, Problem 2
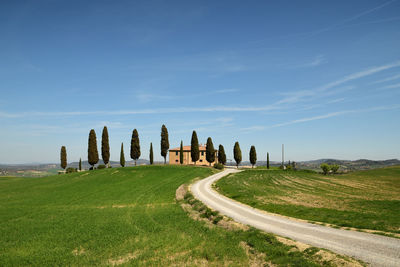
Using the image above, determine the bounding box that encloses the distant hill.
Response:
[1,158,399,176]
[294,159,400,171]
[236,158,400,171]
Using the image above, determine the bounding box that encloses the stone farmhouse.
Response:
[169,145,218,166]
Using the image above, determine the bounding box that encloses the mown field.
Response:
[0,165,333,266]
[216,166,400,234]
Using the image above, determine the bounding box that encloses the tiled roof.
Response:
[169,145,206,151]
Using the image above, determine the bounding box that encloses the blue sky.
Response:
[1,0,400,164]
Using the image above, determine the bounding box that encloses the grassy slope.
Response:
[216,166,400,234]
[0,165,322,266]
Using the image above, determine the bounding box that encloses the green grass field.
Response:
[0,165,331,266]
[216,166,400,234]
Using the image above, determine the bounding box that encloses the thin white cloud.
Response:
[0,105,277,118]
[317,61,400,91]
[342,0,396,23]
[380,83,400,90]
[241,105,400,132]
[327,98,346,104]
[308,55,326,67]
[269,111,350,128]
[373,74,400,84]
[135,88,239,102]
[137,93,174,103]
[299,55,327,68]
[214,88,239,93]
[309,0,397,36]
[2,61,400,119]
[278,61,400,105]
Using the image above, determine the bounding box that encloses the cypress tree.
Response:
[79,158,82,171]
[88,129,99,169]
[60,146,67,170]
[180,141,184,164]
[120,143,125,167]
[160,125,169,164]
[233,141,242,168]
[130,129,140,166]
[206,137,215,166]
[101,126,110,167]
[250,145,257,168]
[150,142,154,165]
[191,130,199,165]
[267,152,270,169]
[218,144,226,165]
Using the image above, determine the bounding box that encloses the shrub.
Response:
[320,163,330,175]
[184,192,192,200]
[97,164,106,169]
[213,215,223,224]
[214,163,224,170]
[286,165,292,170]
[66,167,77,173]
[331,164,339,174]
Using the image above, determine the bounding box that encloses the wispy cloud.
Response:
[2,61,400,119]
[317,61,400,91]
[380,83,400,90]
[307,55,326,67]
[341,0,396,24]
[0,105,276,118]
[309,0,397,36]
[327,98,346,104]
[135,88,239,102]
[241,105,400,132]
[214,88,239,94]
[372,73,400,84]
[278,61,400,105]
[136,93,174,103]
[280,55,327,69]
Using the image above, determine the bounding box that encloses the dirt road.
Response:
[191,169,400,267]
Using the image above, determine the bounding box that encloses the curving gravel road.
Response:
[191,169,400,267]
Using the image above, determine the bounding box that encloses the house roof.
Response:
[169,145,206,151]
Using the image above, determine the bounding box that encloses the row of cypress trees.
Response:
[188,131,257,168]
[61,124,170,170]
[61,125,271,169]
[235,143,271,169]
[87,125,170,169]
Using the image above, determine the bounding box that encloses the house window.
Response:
[175,160,178,162]
[201,151,204,156]
[176,151,178,156]
[200,159,203,162]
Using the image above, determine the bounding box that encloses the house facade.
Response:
[169,145,218,166]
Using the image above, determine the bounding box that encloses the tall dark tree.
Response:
[233,141,242,168]
[218,144,226,165]
[131,129,140,166]
[120,143,125,167]
[191,131,199,165]
[206,137,215,166]
[79,158,82,171]
[179,141,184,164]
[267,152,270,169]
[149,142,154,165]
[88,129,99,169]
[160,125,169,164]
[101,126,110,167]
[249,145,257,168]
[60,146,67,170]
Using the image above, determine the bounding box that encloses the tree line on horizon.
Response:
[60,125,274,171]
